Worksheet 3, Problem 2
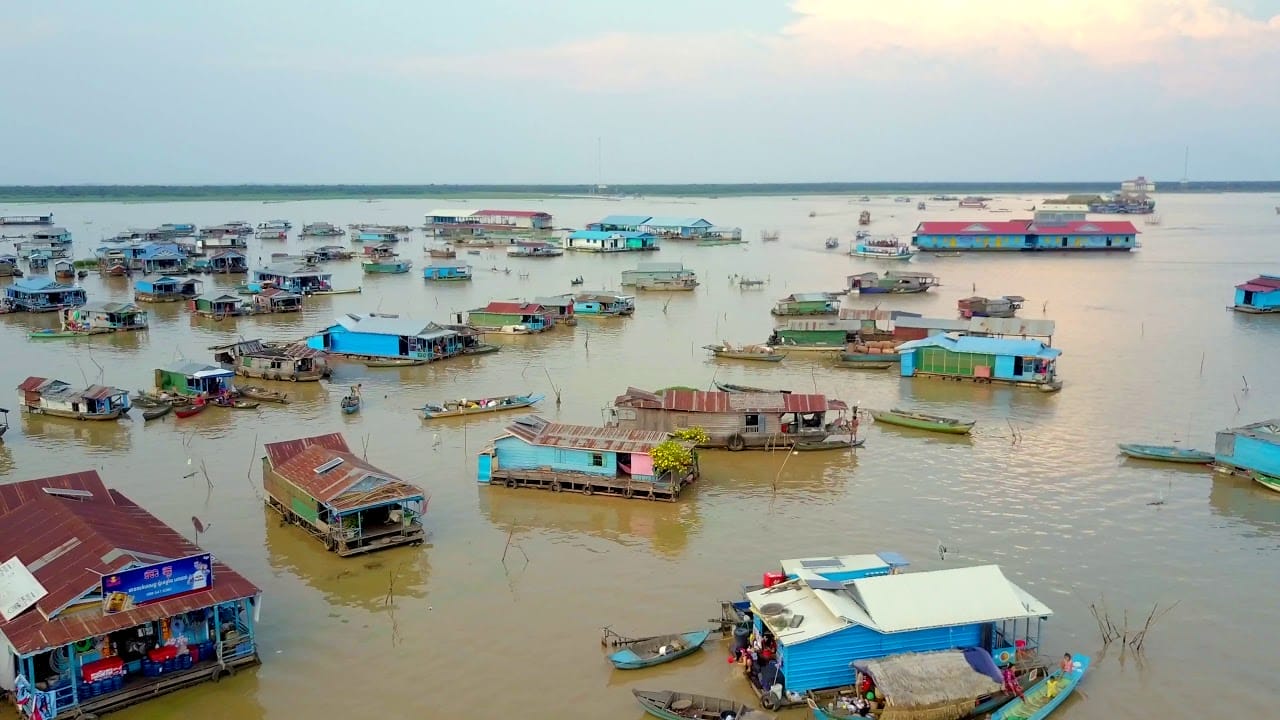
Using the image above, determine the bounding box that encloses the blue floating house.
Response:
[194,249,248,274]
[640,216,714,238]
[564,230,658,253]
[31,226,72,245]
[741,557,1052,695]
[307,312,467,362]
[253,263,334,293]
[913,211,1138,252]
[589,215,654,232]
[1215,419,1280,492]
[134,276,202,303]
[572,291,635,317]
[477,415,698,501]
[5,277,87,313]
[1231,275,1280,314]
[132,243,189,273]
[422,262,472,281]
[896,334,1062,390]
[0,470,261,719]
[352,227,404,243]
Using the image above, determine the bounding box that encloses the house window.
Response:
[745,413,761,433]
[590,453,604,467]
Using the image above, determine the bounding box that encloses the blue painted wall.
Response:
[900,351,916,377]
[913,233,1135,251]
[308,325,401,357]
[493,436,618,477]
[1235,288,1280,309]
[780,622,986,693]
[1032,234,1136,250]
[1216,434,1280,476]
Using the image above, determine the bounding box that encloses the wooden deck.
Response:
[489,467,694,502]
[60,654,258,719]
[265,497,426,556]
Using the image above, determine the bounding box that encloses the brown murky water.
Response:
[1,194,1278,719]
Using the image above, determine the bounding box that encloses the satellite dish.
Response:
[192,516,206,534]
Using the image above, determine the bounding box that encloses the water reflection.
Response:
[699,449,856,495]
[1208,474,1280,541]
[263,511,432,610]
[19,412,133,452]
[111,665,264,720]
[476,486,699,557]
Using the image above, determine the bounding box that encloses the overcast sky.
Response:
[4,0,1279,184]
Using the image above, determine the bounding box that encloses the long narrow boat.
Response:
[607,630,711,670]
[238,386,289,404]
[174,403,207,419]
[704,344,786,362]
[714,381,792,394]
[871,408,975,435]
[142,405,172,421]
[341,391,361,414]
[420,393,543,420]
[28,328,114,340]
[835,358,893,370]
[991,654,1090,720]
[309,286,363,296]
[633,689,774,720]
[838,351,900,365]
[1116,443,1213,464]
[362,357,427,367]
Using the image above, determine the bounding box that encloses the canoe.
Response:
[238,386,289,403]
[463,344,500,355]
[28,328,114,340]
[835,359,893,370]
[714,381,792,394]
[362,358,427,367]
[793,438,865,452]
[608,630,711,670]
[309,287,362,296]
[871,409,975,435]
[142,405,171,421]
[704,345,786,362]
[421,393,544,420]
[174,403,207,419]
[1250,471,1280,493]
[137,391,192,407]
[838,351,900,365]
[214,398,260,410]
[991,654,1090,720]
[341,395,360,414]
[633,689,774,720]
[1116,443,1213,464]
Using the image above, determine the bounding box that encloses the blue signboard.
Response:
[101,553,213,614]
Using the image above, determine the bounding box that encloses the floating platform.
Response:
[488,468,693,502]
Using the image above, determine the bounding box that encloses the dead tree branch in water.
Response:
[1088,595,1178,654]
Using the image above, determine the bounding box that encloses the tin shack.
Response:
[477,415,698,501]
[133,276,202,303]
[620,262,699,290]
[306,313,475,363]
[465,301,554,332]
[610,388,857,451]
[262,433,427,555]
[0,470,261,719]
[60,302,149,333]
[532,296,577,325]
[5,278,87,313]
[1231,275,1280,314]
[253,263,334,294]
[153,362,236,397]
[16,377,131,421]
[573,291,635,317]
[1214,419,1280,492]
[896,334,1062,391]
[210,339,330,382]
[772,293,839,317]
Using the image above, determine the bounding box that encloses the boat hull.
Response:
[1251,471,1280,493]
[28,328,115,340]
[422,394,543,419]
[839,352,900,364]
[708,349,786,362]
[835,360,893,369]
[1117,443,1213,463]
[608,630,711,670]
[871,409,975,435]
[22,406,125,421]
[992,654,1089,720]
[633,689,768,720]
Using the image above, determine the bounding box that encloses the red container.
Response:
[762,571,785,588]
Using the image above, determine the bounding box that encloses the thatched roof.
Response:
[855,650,1000,708]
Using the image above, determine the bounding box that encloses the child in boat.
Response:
[1046,653,1074,697]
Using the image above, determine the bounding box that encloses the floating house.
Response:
[61,302,149,333]
[134,276,202,303]
[958,295,1024,319]
[465,301,554,333]
[199,249,248,274]
[5,277,87,313]
[154,362,236,396]
[31,226,72,245]
[913,212,1139,252]
[1231,275,1280,313]
[741,558,1051,696]
[300,222,345,237]
[892,316,1055,343]
[211,339,330,382]
[896,334,1063,390]
[262,433,428,555]
[255,228,288,240]
[620,262,699,290]
[477,415,699,501]
[306,313,476,363]
[0,212,53,225]
[132,243,189,274]
[0,254,21,277]
[772,293,839,317]
[767,319,855,350]
[253,263,334,294]
[506,240,564,257]
[16,240,69,260]
[252,288,304,313]
[189,293,254,318]
[423,209,482,229]
[422,261,472,281]
[16,377,131,421]
[474,209,553,230]
[0,470,261,719]
[847,271,938,294]
[610,388,856,451]
[639,216,714,238]
[564,230,659,253]
[573,291,635,317]
[352,227,404,243]
[1214,419,1280,492]
[588,215,652,232]
[532,296,577,325]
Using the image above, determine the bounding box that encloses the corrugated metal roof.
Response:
[161,361,234,378]
[615,388,842,413]
[574,291,634,303]
[425,261,471,269]
[915,221,1032,235]
[568,230,652,240]
[268,445,423,508]
[424,209,478,218]
[81,385,125,400]
[1238,276,1280,290]
[839,308,921,322]
[10,278,73,292]
[474,209,550,218]
[641,216,712,228]
[967,317,1056,337]
[257,263,328,277]
[596,215,653,226]
[780,293,834,303]
[17,376,49,393]
[503,415,670,454]
[0,480,259,656]
[264,432,349,466]
[896,334,1061,359]
[532,295,574,308]
[0,471,113,516]
[334,313,451,338]
[482,301,546,314]
[629,262,687,273]
[847,566,1052,633]
[1238,283,1278,293]
[78,301,142,314]
[1027,220,1138,235]
[895,317,969,331]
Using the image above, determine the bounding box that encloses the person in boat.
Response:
[1002,664,1026,701]
[848,695,872,717]
[1046,653,1073,697]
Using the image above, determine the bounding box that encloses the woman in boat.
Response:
[1002,665,1026,701]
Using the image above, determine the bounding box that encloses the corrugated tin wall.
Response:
[495,437,617,476]
[782,622,986,693]
[330,332,400,357]
[1224,435,1280,476]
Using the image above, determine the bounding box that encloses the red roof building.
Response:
[914,221,1033,235]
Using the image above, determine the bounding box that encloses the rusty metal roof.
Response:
[263,432,350,467]
[0,479,260,656]
[81,384,125,400]
[266,443,424,509]
[17,376,49,393]
[614,387,843,413]
[0,471,114,516]
[504,415,670,454]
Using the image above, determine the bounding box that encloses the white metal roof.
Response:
[780,554,890,579]
[425,208,477,218]
[847,565,1052,633]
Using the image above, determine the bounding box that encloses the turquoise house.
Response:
[307,312,463,361]
[423,262,472,281]
[740,559,1052,696]
[896,334,1062,389]
[572,291,635,316]
[1215,419,1280,488]
[353,227,403,243]
[564,230,658,253]
[1231,275,1280,313]
[5,278,87,312]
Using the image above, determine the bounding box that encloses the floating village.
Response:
[0,178,1277,720]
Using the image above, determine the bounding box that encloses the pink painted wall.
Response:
[630,454,654,476]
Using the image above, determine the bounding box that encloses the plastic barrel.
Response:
[733,624,751,653]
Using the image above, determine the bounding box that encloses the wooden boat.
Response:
[0,408,8,439]
[633,689,773,720]
[835,358,893,370]
[362,357,427,367]
[340,390,361,414]
[309,286,362,296]
[142,405,171,421]
[703,344,786,362]
[824,237,839,249]
[420,393,543,420]
[838,351,901,366]
[871,408,975,435]
[1249,471,1280,493]
[136,390,191,407]
[607,630,711,670]
[991,654,1090,720]
[714,381,792,394]
[809,663,1049,720]
[174,403,207,419]
[213,397,260,410]
[238,386,290,403]
[570,275,584,286]
[28,328,113,340]
[793,437,865,451]
[1116,443,1213,463]
[463,344,500,355]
